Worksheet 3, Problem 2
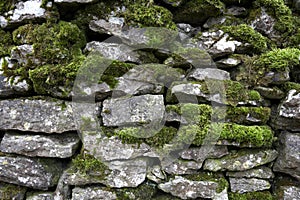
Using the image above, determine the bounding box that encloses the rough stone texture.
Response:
[89,17,124,36]
[0,182,27,200]
[255,86,285,100]
[273,132,300,181]
[260,70,290,86]
[26,192,54,200]
[163,159,202,175]
[147,165,166,183]
[0,0,48,28]
[226,166,274,179]
[179,146,229,162]
[0,131,80,158]
[271,90,300,131]
[10,44,38,65]
[72,187,117,200]
[187,68,230,81]
[102,94,165,127]
[0,74,31,97]
[0,156,63,189]
[216,57,242,69]
[277,186,300,200]
[158,176,228,199]
[229,178,271,193]
[65,158,148,188]
[0,98,76,133]
[203,149,278,171]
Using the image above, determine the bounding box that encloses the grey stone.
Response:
[102,94,165,127]
[179,146,229,162]
[147,165,166,183]
[65,158,148,188]
[0,131,80,158]
[187,68,230,81]
[260,70,290,86]
[225,6,247,16]
[226,166,274,179]
[203,149,278,171]
[89,17,124,36]
[10,45,40,66]
[0,182,27,200]
[0,156,63,189]
[215,57,241,69]
[26,192,54,200]
[229,178,271,193]
[273,132,300,181]
[163,159,202,175]
[0,74,31,97]
[158,176,228,199]
[203,17,227,29]
[255,86,285,99]
[72,187,117,200]
[0,98,76,133]
[278,186,300,200]
[0,0,49,28]
[271,90,300,131]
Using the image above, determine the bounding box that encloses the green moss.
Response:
[115,181,157,200]
[229,191,274,200]
[0,183,26,199]
[72,152,110,178]
[281,82,300,92]
[222,24,269,53]
[184,172,228,193]
[0,29,13,57]
[0,0,14,14]
[121,1,176,29]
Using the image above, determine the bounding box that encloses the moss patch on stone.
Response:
[0,0,14,15]
[281,82,300,93]
[222,24,269,53]
[114,181,157,200]
[229,191,274,200]
[0,29,13,57]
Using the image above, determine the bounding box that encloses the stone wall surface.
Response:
[0,0,300,199]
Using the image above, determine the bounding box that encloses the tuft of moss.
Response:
[281,82,300,93]
[114,181,157,200]
[0,0,14,14]
[0,29,13,57]
[229,191,274,200]
[222,24,269,53]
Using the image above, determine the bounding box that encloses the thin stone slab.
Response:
[0,156,63,189]
[0,98,76,133]
[229,178,271,193]
[179,146,229,162]
[216,57,242,69]
[277,186,300,200]
[0,131,80,158]
[163,159,202,175]
[72,187,117,200]
[187,68,230,81]
[158,176,228,199]
[102,94,165,127]
[226,166,274,179]
[203,149,278,171]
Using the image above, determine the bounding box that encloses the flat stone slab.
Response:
[203,149,278,171]
[0,98,76,133]
[0,156,63,189]
[102,94,165,127]
[226,166,274,179]
[179,146,229,162]
[187,68,230,81]
[72,187,117,200]
[0,131,80,158]
[229,178,271,193]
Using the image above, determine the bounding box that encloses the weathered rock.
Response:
[0,0,49,28]
[72,187,117,200]
[271,90,300,131]
[187,68,230,81]
[0,131,80,158]
[203,149,278,171]
[276,185,300,200]
[102,94,165,127]
[259,70,290,86]
[163,159,202,175]
[225,6,247,16]
[180,146,229,162]
[10,44,37,65]
[273,132,300,181]
[0,98,75,133]
[226,166,274,179]
[26,192,54,200]
[203,16,227,29]
[65,158,148,188]
[54,0,97,3]
[89,17,124,36]
[147,165,166,183]
[0,182,27,200]
[255,86,285,100]
[0,156,63,189]
[0,74,31,97]
[158,176,228,199]
[177,23,199,40]
[215,57,242,69]
[229,178,271,193]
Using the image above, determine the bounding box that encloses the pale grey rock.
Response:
[187,68,230,81]
[73,81,112,101]
[158,176,228,199]
[65,158,148,188]
[0,98,76,133]
[0,75,31,97]
[255,86,285,99]
[26,192,54,200]
[177,23,198,40]
[102,94,165,127]
[279,186,300,200]
[0,182,27,200]
[226,166,274,179]
[273,132,300,181]
[0,0,48,28]
[229,178,271,193]
[54,0,97,3]
[163,159,202,175]
[72,187,117,200]
[0,131,80,158]
[89,17,124,36]
[203,149,278,171]
[216,57,241,69]
[0,156,63,189]
[271,90,300,131]
[11,45,37,65]
[225,6,247,16]
[180,146,229,162]
[147,165,166,183]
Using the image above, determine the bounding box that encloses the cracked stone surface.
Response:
[229,178,271,193]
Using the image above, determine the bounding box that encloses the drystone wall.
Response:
[0,0,300,199]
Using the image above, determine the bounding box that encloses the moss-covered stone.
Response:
[0,29,13,57]
[222,24,269,53]
[0,183,27,200]
[229,191,274,200]
[281,82,300,92]
[114,181,157,200]
[0,0,14,15]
